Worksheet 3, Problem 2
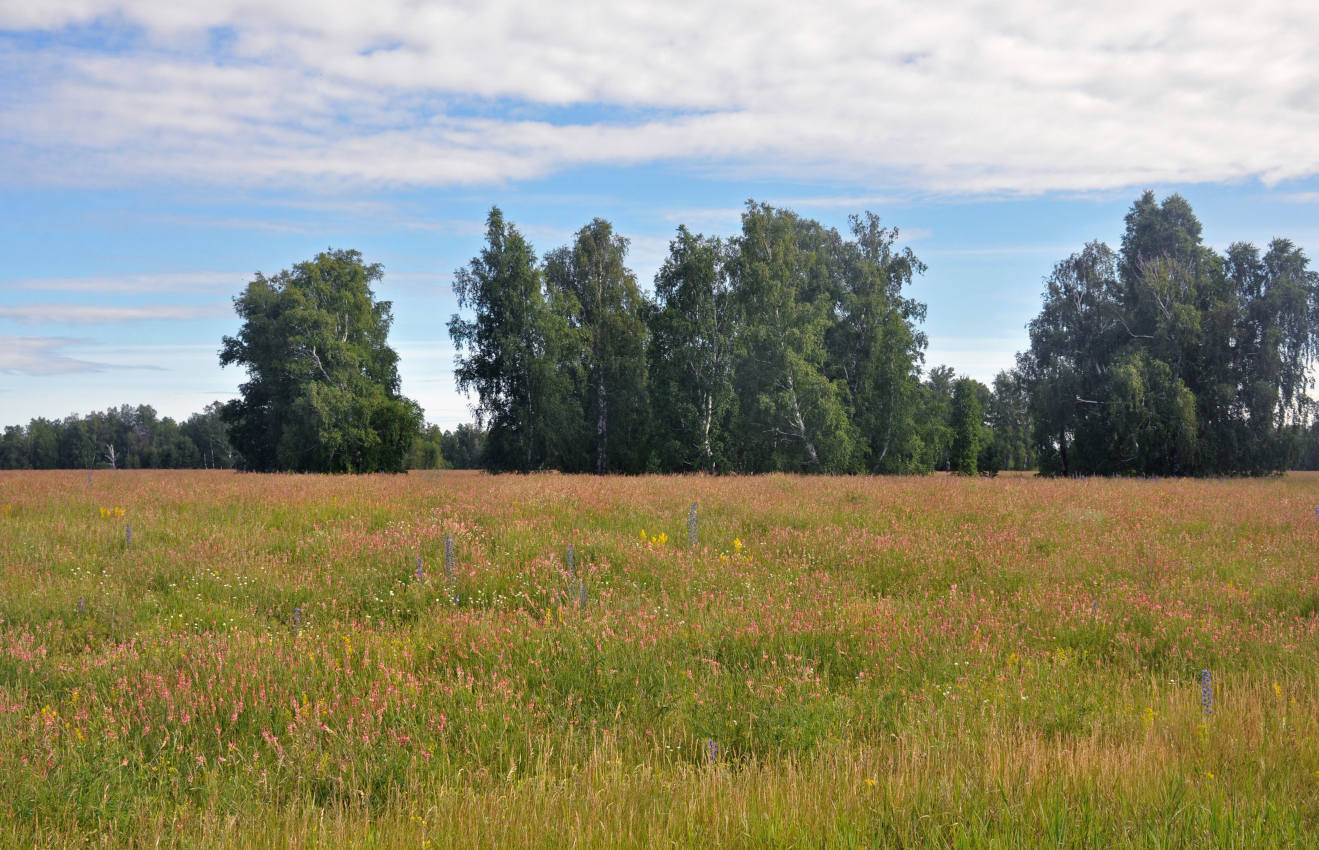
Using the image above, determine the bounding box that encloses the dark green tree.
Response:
[647,226,735,472]
[917,365,957,471]
[986,370,1034,471]
[828,212,929,473]
[727,203,857,472]
[219,249,421,473]
[544,219,649,474]
[1020,192,1319,476]
[0,426,29,469]
[440,424,486,469]
[27,418,59,469]
[405,424,448,470]
[949,377,985,475]
[58,415,98,469]
[182,403,239,469]
[449,208,574,472]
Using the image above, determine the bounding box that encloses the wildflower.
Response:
[1200,669,1214,716]
[733,538,743,553]
[864,778,877,788]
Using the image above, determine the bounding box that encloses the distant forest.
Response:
[0,407,484,471]
[3,193,1317,475]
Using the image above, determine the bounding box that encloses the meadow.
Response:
[1,469,1317,848]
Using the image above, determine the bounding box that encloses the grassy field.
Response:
[1,469,1317,848]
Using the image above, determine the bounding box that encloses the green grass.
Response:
[0,470,1317,847]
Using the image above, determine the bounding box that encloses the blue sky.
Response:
[3,1,1318,429]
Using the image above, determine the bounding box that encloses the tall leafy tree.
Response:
[1020,192,1319,475]
[544,219,649,474]
[949,377,985,475]
[647,226,735,472]
[986,370,1034,471]
[727,203,857,472]
[441,424,486,469]
[1019,242,1124,475]
[449,208,574,472]
[828,212,929,472]
[1224,238,1319,471]
[219,249,421,473]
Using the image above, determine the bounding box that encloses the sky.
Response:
[2,0,1318,429]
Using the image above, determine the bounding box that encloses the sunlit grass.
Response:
[1,469,1317,847]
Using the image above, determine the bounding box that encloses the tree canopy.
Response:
[1017,192,1319,476]
[219,249,422,473]
[451,202,934,474]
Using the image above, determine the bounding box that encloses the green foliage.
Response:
[986,370,1035,471]
[647,226,736,472]
[440,423,486,469]
[728,203,859,472]
[1018,192,1319,476]
[0,404,233,470]
[405,424,448,470]
[449,208,573,472]
[544,218,650,473]
[920,365,956,471]
[828,213,930,473]
[949,377,985,475]
[219,249,421,473]
[446,201,933,475]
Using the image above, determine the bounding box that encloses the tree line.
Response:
[0,404,236,470]
[3,193,1315,475]
[450,202,1025,474]
[0,404,485,471]
[1014,191,1319,476]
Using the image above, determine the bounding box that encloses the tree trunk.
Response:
[595,370,608,475]
[701,392,714,472]
[786,371,819,465]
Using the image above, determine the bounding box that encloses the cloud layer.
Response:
[0,304,229,324]
[0,336,109,375]
[3,1,1317,194]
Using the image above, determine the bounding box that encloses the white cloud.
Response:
[0,336,109,375]
[0,304,229,324]
[8,271,242,294]
[2,1,1318,193]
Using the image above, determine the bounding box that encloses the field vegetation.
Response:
[1,470,1317,847]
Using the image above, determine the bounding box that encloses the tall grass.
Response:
[0,470,1316,847]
